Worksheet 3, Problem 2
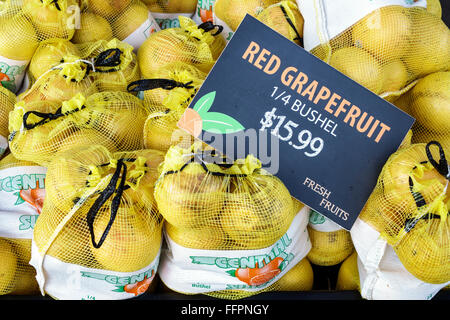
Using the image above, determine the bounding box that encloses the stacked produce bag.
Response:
[0,87,17,157]
[0,0,77,93]
[299,0,449,101]
[73,0,160,50]
[155,143,312,299]
[128,61,208,152]
[307,209,354,267]
[193,0,304,43]
[350,142,450,299]
[0,154,45,295]
[298,0,448,299]
[21,38,140,101]
[0,0,448,301]
[31,145,164,299]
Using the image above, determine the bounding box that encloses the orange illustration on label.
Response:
[227,257,284,286]
[0,72,10,82]
[123,272,155,296]
[197,0,214,23]
[19,181,45,214]
[199,6,213,23]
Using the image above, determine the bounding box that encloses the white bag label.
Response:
[0,55,29,94]
[0,166,46,239]
[123,12,161,51]
[158,207,312,294]
[0,135,8,158]
[350,218,449,300]
[308,208,343,232]
[30,241,161,300]
[297,0,427,51]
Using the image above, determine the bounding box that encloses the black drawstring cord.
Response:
[404,141,449,232]
[86,159,128,249]
[164,150,246,178]
[198,21,224,36]
[94,48,123,68]
[52,0,61,11]
[41,0,61,11]
[404,213,444,233]
[85,48,124,75]
[425,141,450,180]
[127,79,194,93]
[280,4,304,47]
[22,105,86,130]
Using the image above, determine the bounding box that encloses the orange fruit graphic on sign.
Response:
[177,107,203,138]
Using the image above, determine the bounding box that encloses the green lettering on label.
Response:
[80,271,108,282]
[198,0,214,9]
[228,258,239,269]
[129,273,145,285]
[155,18,179,29]
[11,175,22,190]
[1,177,12,192]
[81,267,156,286]
[105,275,119,285]
[239,256,256,269]
[309,210,326,224]
[22,174,37,190]
[0,173,46,193]
[18,215,39,230]
[215,257,228,268]
[190,231,295,269]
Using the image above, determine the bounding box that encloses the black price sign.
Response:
[178,15,414,230]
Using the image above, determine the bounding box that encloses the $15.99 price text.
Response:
[260,107,324,158]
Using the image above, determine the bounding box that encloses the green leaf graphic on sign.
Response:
[202,112,245,134]
[193,91,216,116]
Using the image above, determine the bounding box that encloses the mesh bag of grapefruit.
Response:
[350,142,450,299]
[0,153,46,296]
[0,86,17,159]
[30,144,165,300]
[23,38,140,101]
[393,71,450,158]
[306,209,354,267]
[72,0,160,51]
[137,16,226,78]
[193,0,304,44]
[297,0,449,102]
[127,61,207,153]
[255,1,304,46]
[8,91,149,166]
[0,0,80,93]
[155,142,312,300]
